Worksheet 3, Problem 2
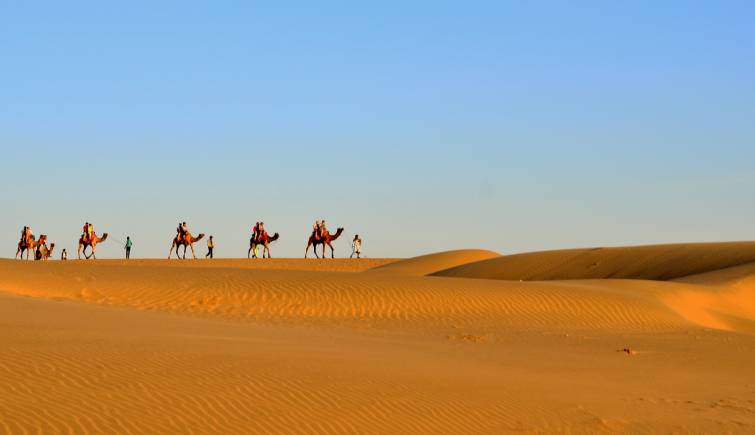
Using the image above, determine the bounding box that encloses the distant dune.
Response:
[1,244,755,433]
[433,241,755,281]
[365,249,499,276]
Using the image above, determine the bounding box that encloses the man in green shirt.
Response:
[125,236,133,259]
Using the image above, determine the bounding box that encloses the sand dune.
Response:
[71,258,399,272]
[433,241,755,281]
[365,249,499,276]
[2,244,755,433]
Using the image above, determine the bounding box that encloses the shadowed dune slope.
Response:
[674,261,755,287]
[433,242,755,281]
[365,249,500,276]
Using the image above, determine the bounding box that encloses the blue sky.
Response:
[2,1,754,258]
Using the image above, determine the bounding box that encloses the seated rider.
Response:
[21,226,27,243]
[258,222,266,240]
[313,220,321,239]
[320,220,328,237]
[252,222,259,242]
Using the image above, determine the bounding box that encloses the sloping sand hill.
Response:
[365,249,499,276]
[2,244,755,433]
[433,241,755,281]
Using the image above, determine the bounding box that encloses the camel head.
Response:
[194,233,205,242]
[100,233,109,242]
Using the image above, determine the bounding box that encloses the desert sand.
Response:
[2,243,755,433]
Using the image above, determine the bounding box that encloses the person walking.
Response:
[61,249,68,261]
[124,236,133,259]
[206,236,214,259]
[350,234,362,259]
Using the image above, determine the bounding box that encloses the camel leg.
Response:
[248,244,252,259]
[305,241,311,258]
[190,243,197,259]
[329,242,335,259]
[168,242,176,259]
[78,243,82,260]
[322,242,327,259]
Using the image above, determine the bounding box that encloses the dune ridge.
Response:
[365,249,499,276]
[433,241,755,281]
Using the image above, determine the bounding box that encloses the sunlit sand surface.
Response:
[2,243,755,433]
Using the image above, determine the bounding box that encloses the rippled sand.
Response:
[2,244,755,433]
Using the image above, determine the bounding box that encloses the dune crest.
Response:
[433,242,755,281]
[365,249,500,276]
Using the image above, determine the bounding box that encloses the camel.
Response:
[169,232,205,259]
[248,232,280,259]
[35,243,55,261]
[78,233,108,260]
[305,227,344,259]
[15,234,37,260]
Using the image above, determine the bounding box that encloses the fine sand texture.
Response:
[2,243,755,433]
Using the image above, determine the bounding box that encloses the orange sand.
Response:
[1,243,755,433]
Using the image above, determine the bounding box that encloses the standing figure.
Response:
[351,235,362,259]
[206,236,214,259]
[61,249,68,261]
[125,236,133,259]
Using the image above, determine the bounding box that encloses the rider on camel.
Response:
[84,223,94,243]
[320,220,328,238]
[258,222,266,240]
[177,222,188,242]
[21,226,33,245]
[313,220,321,239]
[252,222,259,242]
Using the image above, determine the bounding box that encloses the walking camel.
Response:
[248,232,280,259]
[16,234,49,260]
[15,234,36,260]
[305,227,344,259]
[169,231,205,259]
[78,233,108,259]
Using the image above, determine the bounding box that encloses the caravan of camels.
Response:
[15,219,344,260]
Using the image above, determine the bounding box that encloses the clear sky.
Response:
[2,1,754,259]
